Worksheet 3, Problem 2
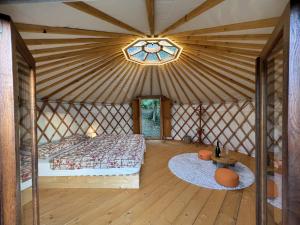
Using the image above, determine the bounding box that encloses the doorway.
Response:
[140,98,161,139]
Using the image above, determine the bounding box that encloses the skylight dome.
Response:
[123,38,182,65]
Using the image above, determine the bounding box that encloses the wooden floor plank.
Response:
[24,141,257,225]
[173,188,213,225]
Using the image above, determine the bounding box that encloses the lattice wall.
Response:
[37,101,133,145]
[201,101,256,156]
[36,100,261,156]
[171,104,200,142]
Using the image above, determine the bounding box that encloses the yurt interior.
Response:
[0,0,300,225]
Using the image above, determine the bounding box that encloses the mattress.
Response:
[20,153,32,183]
[39,158,141,176]
[21,179,32,191]
[50,134,145,170]
[38,134,89,159]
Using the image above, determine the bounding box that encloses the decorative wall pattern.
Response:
[37,100,266,157]
[171,104,200,142]
[201,101,256,156]
[37,101,133,145]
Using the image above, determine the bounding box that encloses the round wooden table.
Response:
[211,155,238,167]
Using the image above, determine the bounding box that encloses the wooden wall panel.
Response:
[131,99,140,134]
[161,97,172,138]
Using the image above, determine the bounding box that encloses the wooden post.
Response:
[283,1,300,224]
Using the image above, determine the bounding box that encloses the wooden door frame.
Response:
[256,1,300,225]
[0,14,39,225]
[139,96,163,140]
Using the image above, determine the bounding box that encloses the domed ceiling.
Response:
[0,0,288,104]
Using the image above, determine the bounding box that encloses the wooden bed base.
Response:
[38,173,140,189]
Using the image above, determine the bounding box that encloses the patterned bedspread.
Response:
[50,134,145,170]
[38,134,88,159]
[20,153,32,182]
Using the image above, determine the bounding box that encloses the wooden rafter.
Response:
[123,66,143,102]
[15,23,136,37]
[182,54,252,98]
[195,50,254,69]
[175,39,264,50]
[166,64,192,104]
[36,54,101,77]
[162,65,183,103]
[175,61,215,103]
[181,43,260,56]
[59,57,125,101]
[38,52,121,97]
[157,67,171,100]
[160,0,225,35]
[183,52,255,94]
[133,67,147,98]
[172,34,271,41]
[114,65,141,103]
[169,63,200,103]
[31,42,127,55]
[185,49,256,81]
[167,17,279,36]
[37,56,105,85]
[146,0,155,35]
[138,67,148,97]
[34,44,121,62]
[181,58,233,102]
[64,1,144,36]
[178,58,227,102]
[155,66,162,96]
[43,53,122,100]
[25,37,133,45]
[81,61,129,102]
[36,53,102,71]
[101,63,136,103]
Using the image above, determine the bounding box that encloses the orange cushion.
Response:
[198,150,212,160]
[267,179,278,198]
[215,168,239,187]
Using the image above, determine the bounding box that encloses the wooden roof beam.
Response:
[34,44,121,62]
[80,60,128,102]
[171,34,271,41]
[146,0,155,36]
[182,53,253,98]
[25,37,134,45]
[64,1,145,36]
[178,58,229,102]
[31,42,128,55]
[167,17,279,36]
[59,57,125,101]
[15,22,137,37]
[160,0,225,35]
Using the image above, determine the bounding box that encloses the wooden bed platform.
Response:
[39,173,140,189]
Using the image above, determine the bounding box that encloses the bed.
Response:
[38,134,146,189]
[20,151,33,206]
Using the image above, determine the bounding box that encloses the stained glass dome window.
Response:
[123,38,182,65]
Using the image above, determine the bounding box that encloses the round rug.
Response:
[168,153,255,190]
[267,173,282,209]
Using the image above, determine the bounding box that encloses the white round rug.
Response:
[267,173,282,209]
[168,153,255,190]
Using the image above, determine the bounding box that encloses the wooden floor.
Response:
[26,141,256,225]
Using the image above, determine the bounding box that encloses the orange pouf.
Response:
[267,179,278,198]
[198,150,212,160]
[215,168,239,187]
